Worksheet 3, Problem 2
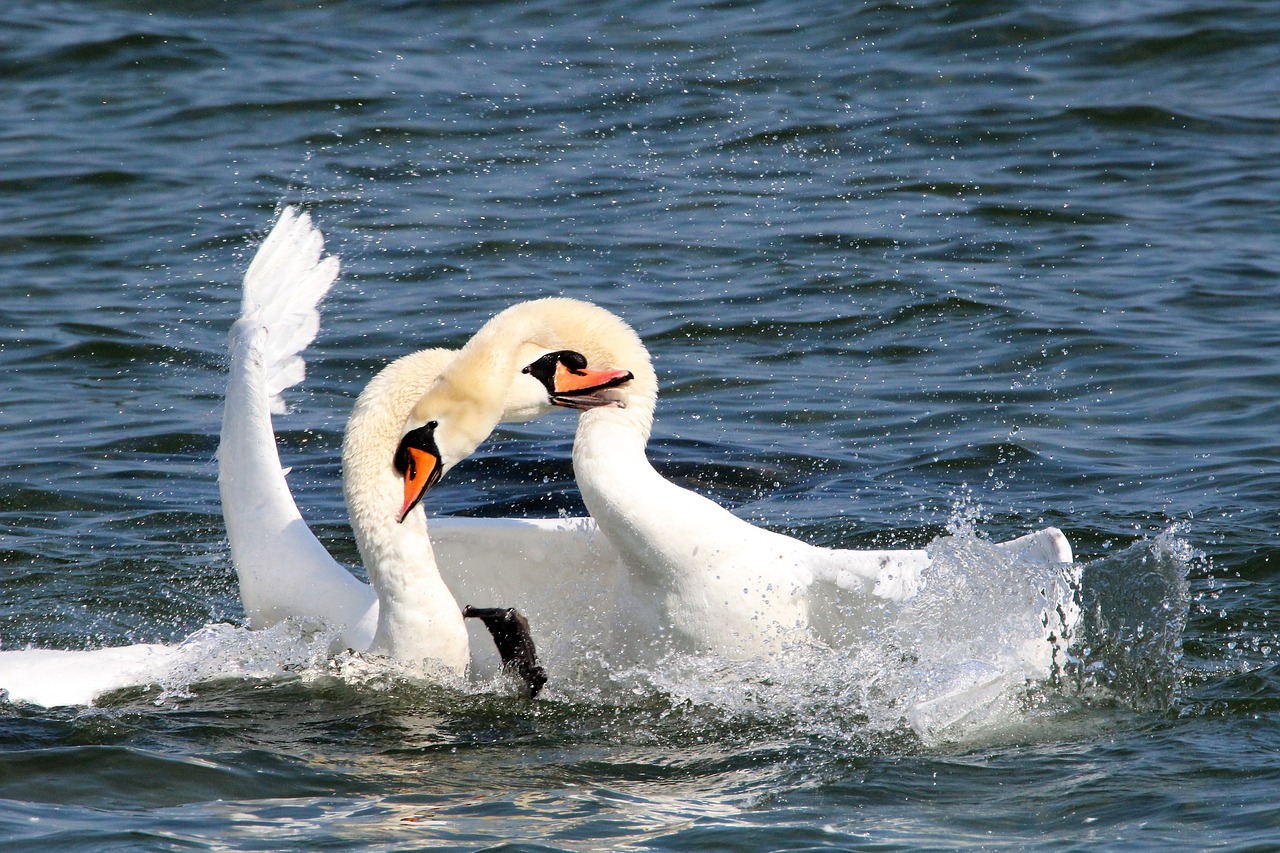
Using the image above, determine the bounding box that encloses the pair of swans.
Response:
[0,207,1078,719]
[228,208,1076,679]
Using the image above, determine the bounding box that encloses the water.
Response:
[2,0,1278,849]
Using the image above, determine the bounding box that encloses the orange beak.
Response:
[523,350,634,410]
[395,426,444,523]
[550,361,633,410]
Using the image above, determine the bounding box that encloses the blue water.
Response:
[2,0,1279,849]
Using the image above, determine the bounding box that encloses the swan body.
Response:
[572,394,1072,662]
[404,298,1078,671]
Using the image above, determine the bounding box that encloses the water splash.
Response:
[150,621,344,704]
[560,525,1191,748]
[1063,528,1193,712]
[2,529,1192,750]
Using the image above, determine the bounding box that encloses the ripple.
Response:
[0,744,354,808]
[0,0,1274,847]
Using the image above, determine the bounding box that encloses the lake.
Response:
[2,1,1278,850]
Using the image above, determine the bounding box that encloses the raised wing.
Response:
[218,208,377,645]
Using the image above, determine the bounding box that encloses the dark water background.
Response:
[2,0,1280,850]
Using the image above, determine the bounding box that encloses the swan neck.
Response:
[341,349,469,670]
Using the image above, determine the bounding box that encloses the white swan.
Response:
[0,209,620,706]
[222,210,628,674]
[401,298,1079,672]
[218,206,477,673]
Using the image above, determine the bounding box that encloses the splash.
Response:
[1,529,1191,749]
[150,621,345,703]
[568,524,1080,746]
[1062,528,1193,711]
[564,524,1191,747]
[863,529,1081,740]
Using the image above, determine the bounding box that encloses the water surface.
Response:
[2,1,1279,850]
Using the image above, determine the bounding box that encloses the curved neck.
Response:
[572,397,680,586]
[341,350,469,672]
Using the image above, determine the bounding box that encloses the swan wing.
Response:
[808,526,1073,601]
[0,644,179,707]
[218,208,376,644]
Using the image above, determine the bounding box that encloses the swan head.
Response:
[510,299,657,423]
[495,343,631,421]
[392,298,652,521]
[392,417,445,524]
[468,297,655,416]
[393,347,632,522]
[521,349,633,411]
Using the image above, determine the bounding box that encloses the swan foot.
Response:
[462,606,548,698]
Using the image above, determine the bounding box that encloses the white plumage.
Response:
[0,210,1080,738]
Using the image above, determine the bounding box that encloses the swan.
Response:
[1,208,363,706]
[0,209,622,706]
[221,209,624,674]
[399,298,1079,673]
[218,205,477,673]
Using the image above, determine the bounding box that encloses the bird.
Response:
[221,209,631,685]
[397,297,1079,676]
[0,208,627,706]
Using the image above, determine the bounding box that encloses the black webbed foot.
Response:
[462,605,548,698]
